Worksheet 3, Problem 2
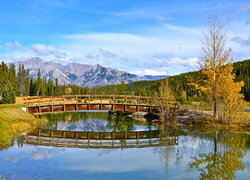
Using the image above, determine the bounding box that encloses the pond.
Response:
[1,111,250,180]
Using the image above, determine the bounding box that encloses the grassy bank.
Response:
[0,107,47,147]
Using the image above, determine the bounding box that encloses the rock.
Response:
[132,112,147,118]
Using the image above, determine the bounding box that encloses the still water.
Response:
[1,112,250,180]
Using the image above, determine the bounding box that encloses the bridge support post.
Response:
[136,132,139,145]
[136,105,139,112]
[62,132,65,139]
[100,132,102,144]
[111,132,114,145]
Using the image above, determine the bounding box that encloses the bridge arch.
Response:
[21,129,178,149]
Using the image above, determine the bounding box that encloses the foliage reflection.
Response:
[38,112,155,132]
[157,127,249,179]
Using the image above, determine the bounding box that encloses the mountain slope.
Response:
[94,59,250,101]
[12,57,167,87]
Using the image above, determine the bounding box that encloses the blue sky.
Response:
[0,0,250,75]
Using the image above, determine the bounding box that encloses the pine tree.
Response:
[36,70,42,96]
[9,64,18,94]
[17,64,29,96]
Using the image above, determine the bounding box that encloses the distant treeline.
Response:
[0,62,89,103]
[1,59,249,104]
[94,60,250,102]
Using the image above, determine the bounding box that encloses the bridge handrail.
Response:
[24,94,177,107]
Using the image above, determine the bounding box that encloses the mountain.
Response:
[12,57,167,87]
[142,75,168,80]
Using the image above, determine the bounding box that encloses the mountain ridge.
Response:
[11,57,168,87]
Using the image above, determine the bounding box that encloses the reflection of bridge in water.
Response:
[23,129,178,149]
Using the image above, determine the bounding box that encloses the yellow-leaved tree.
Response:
[65,87,72,95]
[194,15,245,123]
[158,79,176,123]
[218,62,246,124]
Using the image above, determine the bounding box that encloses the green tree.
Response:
[1,90,15,104]
[9,64,18,94]
[36,70,42,96]
[17,64,29,96]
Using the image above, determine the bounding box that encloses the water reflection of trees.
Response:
[188,130,248,180]
[0,124,14,150]
[157,127,249,179]
[107,115,135,132]
[38,112,154,132]
[0,121,41,150]
[156,126,184,168]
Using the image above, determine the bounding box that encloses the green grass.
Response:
[0,107,47,147]
[0,104,25,108]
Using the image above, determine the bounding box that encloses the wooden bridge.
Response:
[25,95,178,114]
[21,129,178,149]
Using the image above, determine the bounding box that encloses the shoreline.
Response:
[0,106,47,147]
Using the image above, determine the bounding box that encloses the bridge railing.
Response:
[22,129,178,149]
[24,95,177,108]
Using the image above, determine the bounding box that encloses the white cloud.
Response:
[0,41,24,50]
[231,36,250,46]
[167,57,198,68]
[62,31,200,58]
[31,148,62,160]
[173,72,180,75]
[98,48,119,58]
[164,24,201,36]
[131,10,169,21]
[132,69,168,76]
[32,44,55,55]
[5,41,23,49]
[0,54,31,62]
[32,43,67,58]
[152,52,199,69]
[60,30,201,75]
[240,6,250,12]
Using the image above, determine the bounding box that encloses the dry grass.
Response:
[15,96,27,105]
[0,107,47,146]
[184,102,250,111]
[0,107,42,123]
[0,96,27,108]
